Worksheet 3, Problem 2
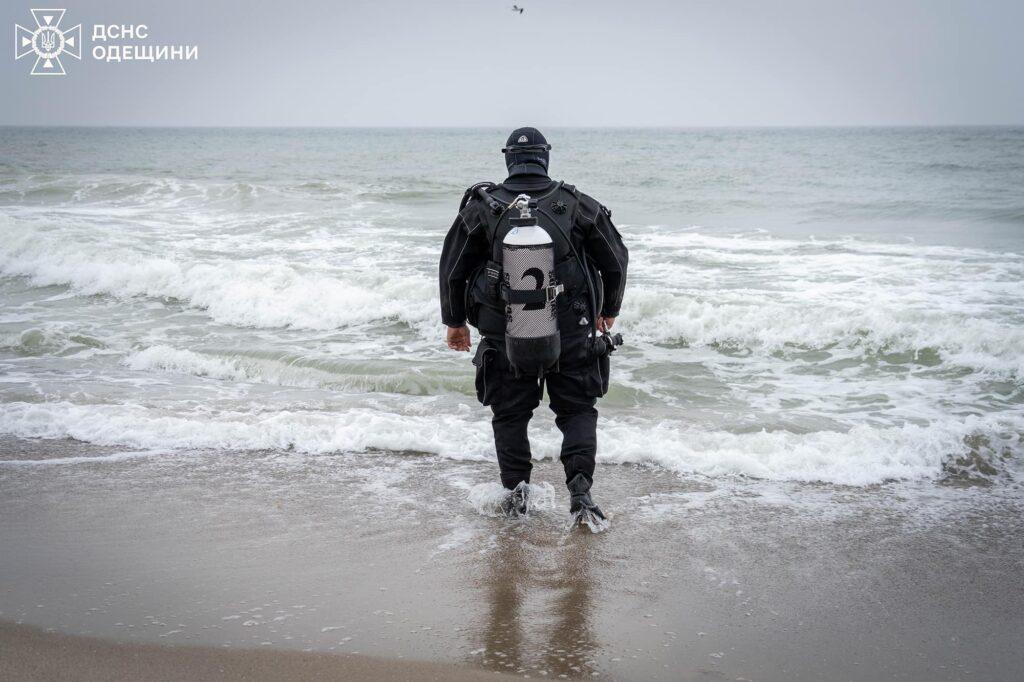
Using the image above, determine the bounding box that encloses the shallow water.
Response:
[2,127,1022,487]
[1,437,1022,680]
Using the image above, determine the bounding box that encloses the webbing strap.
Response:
[501,283,564,305]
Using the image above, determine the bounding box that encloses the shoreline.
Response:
[2,436,1022,680]
[0,621,514,681]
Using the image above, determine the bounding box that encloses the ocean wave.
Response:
[0,326,108,356]
[0,173,432,211]
[0,401,495,463]
[1,401,1018,486]
[2,218,1021,378]
[0,449,168,466]
[630,292,1024,360]
[125,345,472,395]
[621,232,1024,376]
[622,289,1024,375]
[0,221,436,331]
[634,229,1024,263]
[921,162,979,172]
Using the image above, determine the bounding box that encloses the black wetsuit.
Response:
[439,170,628,489]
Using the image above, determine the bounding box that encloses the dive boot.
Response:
[567,473,609,532]
[501,481,530,518]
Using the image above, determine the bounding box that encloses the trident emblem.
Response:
[15,9,81,76]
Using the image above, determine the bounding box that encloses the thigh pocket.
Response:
[582,357,609,399]
[582,342,611,399]
[560,357,608,400]
[598,352,610,397]
[472,340,502,406]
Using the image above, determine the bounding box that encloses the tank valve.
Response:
[510,194,538,219]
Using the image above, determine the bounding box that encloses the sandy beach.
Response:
[0,621,515,681]
[1,435,1022,680]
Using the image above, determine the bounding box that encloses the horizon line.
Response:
[1,123,1023,131]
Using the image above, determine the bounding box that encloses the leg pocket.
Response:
[556,359,606,400]
[555,335,608,399]
[598,352,610,397]
[579,355,609,399]
[472,340,502,406]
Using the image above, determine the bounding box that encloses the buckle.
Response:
[545,284,564,303]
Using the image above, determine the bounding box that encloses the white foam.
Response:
[126,346,250,382]
[0,449,167,466]
[122,345,470,394]
[466,481,558,517]
[599,416,1021,486]
[2,195,1021,491]
[616,231,1024,376]
[0,401,494,462]
[432,526,478,553]
[1,401,1017,486]
[3,217,1021,378]
[0,220,436,332]
[622,288,1024,377]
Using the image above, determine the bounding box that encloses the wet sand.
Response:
[0,621,513,681]
[1,436,1022,680]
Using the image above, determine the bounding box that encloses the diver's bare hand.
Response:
[447,325,472,352]
[598,316,616,333]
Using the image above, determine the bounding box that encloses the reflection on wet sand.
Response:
[475,523,601,678]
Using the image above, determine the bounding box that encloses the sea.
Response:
[1,126,1022,488]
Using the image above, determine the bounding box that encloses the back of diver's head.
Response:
[503,127,550,176]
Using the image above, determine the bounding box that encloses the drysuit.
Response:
[439,129,628,491]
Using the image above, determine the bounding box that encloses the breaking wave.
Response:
[1,401,1019,486]
[3,220,1022,381]
[2,128,1023,493]
[125,345,471,395]
[0,221,435,332]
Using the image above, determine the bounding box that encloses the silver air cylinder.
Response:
[502,195,561,374]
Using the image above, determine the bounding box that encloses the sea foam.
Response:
[0,221,435,332]
[1,401,1017,486]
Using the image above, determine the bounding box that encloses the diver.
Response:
[439,128,628,528]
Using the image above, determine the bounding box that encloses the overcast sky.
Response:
[2,0,1022,126]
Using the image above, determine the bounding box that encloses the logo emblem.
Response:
[520,268,546,310]
[15,9,81,75]
[517,135,529,143]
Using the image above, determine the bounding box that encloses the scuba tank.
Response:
[501,194,563,375]
[463,182,624,380]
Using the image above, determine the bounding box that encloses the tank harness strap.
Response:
[500,283,564,305]
[561,183,601,341]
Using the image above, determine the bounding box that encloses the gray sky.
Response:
[2,0,1022,126]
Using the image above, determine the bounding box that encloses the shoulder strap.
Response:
[486,181,575,263]
[549,182,601,337]
[459,181,497,212]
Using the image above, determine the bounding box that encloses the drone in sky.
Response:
[511,4,525,14]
